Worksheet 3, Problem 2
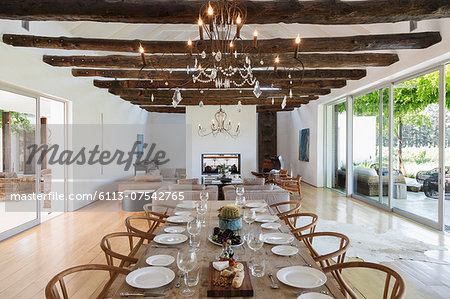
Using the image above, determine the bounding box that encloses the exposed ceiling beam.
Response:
[141,106,297,114]
[43,53,399,69]
[1,1,449,24]
[109,88,331,98]
[94,79,346,89]
[73,68,367,81]
[2,32,441,53]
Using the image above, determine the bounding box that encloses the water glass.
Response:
[200,190,209,202]
[182,266,200,297]
[187,218,201,250]
[249,258,266,277]
[177,250,198,296]
[189,234,200,250]
[235,195,246,208]
[196,201,208,226]
[247,227,264,251]
[236,186,245,197]
[243,209,256,225]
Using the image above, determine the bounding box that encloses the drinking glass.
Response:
[243,209,256,225]
[187,218,201,251]
[183,266,200,297]
[196,201,208,227]
[236,186,245,197]
[247,226,264,252]
[249,258,266,277]
[235,195,246,208]
[200,190,209,202]
[177,250,198,296]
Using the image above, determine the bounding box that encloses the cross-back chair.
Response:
[282,212,318,238]
[124,215,165,248]
[143,203,174,221]
[269,201,301,219]
[279,174,303,200]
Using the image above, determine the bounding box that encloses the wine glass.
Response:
[177,250,198,297]
[236,186,245,197]
[187,218,201,251]
[183,266,200,297]
[196,201,208,227]
[200,190,209,202]
[247,226,264,252]
[235,195,246,208]
[243,209,256,225]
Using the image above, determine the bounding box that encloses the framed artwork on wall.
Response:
[299,128,310,162]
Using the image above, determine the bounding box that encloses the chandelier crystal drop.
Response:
[253,80,262,98]
[172,88,182,107]
[281,95,287,110]
[198,106,240,138]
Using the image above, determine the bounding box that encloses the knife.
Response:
[120,292,165,297]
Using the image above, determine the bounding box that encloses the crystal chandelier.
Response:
[198,106,240,138]
[190,0,258,90]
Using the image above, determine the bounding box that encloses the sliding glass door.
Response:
[445,64,450,232]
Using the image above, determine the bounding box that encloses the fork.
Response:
[291,290,329,297]
[267,272,279,289]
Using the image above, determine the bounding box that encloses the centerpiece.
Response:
[219,205,242,231]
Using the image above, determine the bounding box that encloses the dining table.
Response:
[112,200,345,298]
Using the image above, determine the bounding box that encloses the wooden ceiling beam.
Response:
[141,106,297,114]
[126,97,316,106]
[1,1,449,24]
[44,53,399,69]
[109,88,331,98]
[3,32,441,53]
[94,79,346,89]
[73,68,367,81]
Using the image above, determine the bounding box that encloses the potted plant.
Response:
[219,205,242,231]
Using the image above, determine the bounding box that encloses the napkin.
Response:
[213,261,229,271]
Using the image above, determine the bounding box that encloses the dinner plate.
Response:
[146,254,175,266]
[126,267,175,289]
[271,245,299,256]
[245,202,267,208]
[175,211,192,216]
[176,201,197,209]
[153,233,188,245]
[255,214,279,223]
[297,293,333,299]
[164,226,185,233]
[261,222,281,230]
[276,266,327,289]
[208,235,244,248]
[263,232,295,245]
[251,207,267,213]
[166,215,194,224]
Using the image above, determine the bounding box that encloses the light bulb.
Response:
[207,4,213,16]
[236,15,242,24]
[295,34,301,44]
[275,56,280,64]
[187,39,192,46]
[198,18,203,26]
[253,29,258,37]
[139,45,144,54]
[229,41,233,48]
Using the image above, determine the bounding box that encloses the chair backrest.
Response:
[323,262,406,299]
[143,203,173,220]
[283,212,318,237]
[124,215,165,246]
[269,201,301,218]
[279,169,289,177]
[100,232,152,268]
[45,264,131,299]
[297,231,350,269]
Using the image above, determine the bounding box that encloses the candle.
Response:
[274,56,279,72]
[187,38,193,55]
[236,15,242,38]
[253,29,258,48]
[294,34,301,58]
[198,19,204,40]
[139,44,146,66]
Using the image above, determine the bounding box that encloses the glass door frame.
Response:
[0,80,69,241]
[324,62,447,231]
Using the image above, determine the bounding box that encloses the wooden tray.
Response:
[207,261,254,297]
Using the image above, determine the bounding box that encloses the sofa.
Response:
[151,182,218,209]
[117,168,186,192]
[0,170,52,201]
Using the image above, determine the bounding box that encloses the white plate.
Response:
[263,232,294,245]
[245,202,267,208]
[251,207,267,213]
[276,266,327,289]
[208,235,244,248]
[164,226,185,233]
[146,254,175,266]
[261,222,281,230]
[271,245,299,256]
[126,267,175,289]
[255,214,279,223]
[298,293,333,299]
[154,233,188,245]
[166,215,194,224]
[176,201,197,209]
[175,211,192,216]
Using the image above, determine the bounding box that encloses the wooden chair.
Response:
[323,262,406,299]
[283,212,318,237]
[45,264,131,299]
[124,215,165,248]
[100,232,153,268]
[269,201,301,219]
[297,232,350,270]
[279,174,303,200]
[279,169,289,177]
[143,203,173,221]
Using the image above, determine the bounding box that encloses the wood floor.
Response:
[0,184,449,298]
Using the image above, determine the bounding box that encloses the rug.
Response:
[309,219,449,265]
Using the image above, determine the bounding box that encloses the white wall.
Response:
[0,20,149,210]
[186,105,257,179]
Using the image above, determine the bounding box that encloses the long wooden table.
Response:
[112,200,345,298]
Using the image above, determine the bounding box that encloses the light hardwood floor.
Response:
[0,184,448,298]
